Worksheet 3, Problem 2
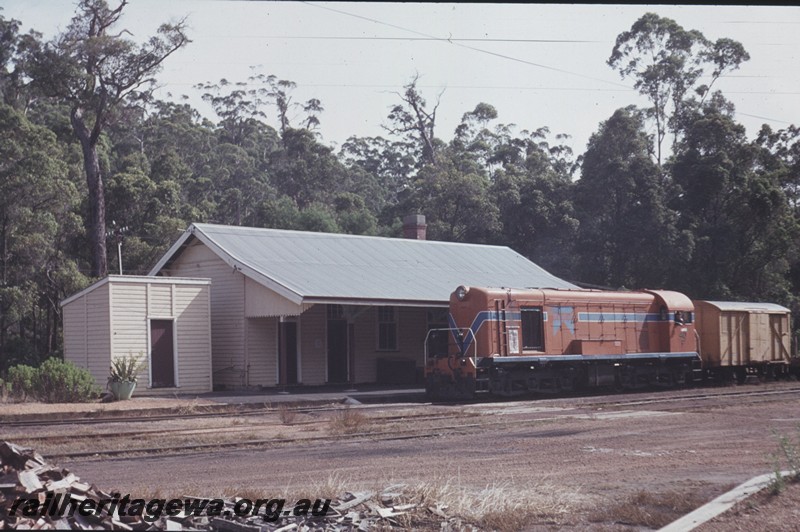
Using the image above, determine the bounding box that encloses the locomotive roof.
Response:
[150,223,577,306]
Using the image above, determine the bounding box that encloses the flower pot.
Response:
[109,380,137,400]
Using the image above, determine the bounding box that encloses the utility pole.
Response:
[106,221,129,276]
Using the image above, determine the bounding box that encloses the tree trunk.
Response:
[71,108,107,278]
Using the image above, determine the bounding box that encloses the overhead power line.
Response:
[301,2,633,90]
[198,35,604,43]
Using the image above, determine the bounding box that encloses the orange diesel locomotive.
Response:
[425,286,701,399]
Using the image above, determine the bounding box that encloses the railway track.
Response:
[5,410,460,443]
[0,400,430,428]
[14,382,798,462]
[571,383,800,410]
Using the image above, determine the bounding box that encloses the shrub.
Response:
[5,358,98,403]
[6,364,38,401]
[37,358,99,403]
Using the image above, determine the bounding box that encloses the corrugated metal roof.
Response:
[152,223,576,304]
[701,301,790,313]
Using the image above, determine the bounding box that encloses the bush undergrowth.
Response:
[4,358,98,403]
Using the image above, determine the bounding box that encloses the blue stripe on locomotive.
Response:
[451,308,675,356]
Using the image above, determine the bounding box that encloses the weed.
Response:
[272,472,575,531]
[328,407,369,435]
[590,489,706,528]
[278,404,297,425]
[768,425,800,494]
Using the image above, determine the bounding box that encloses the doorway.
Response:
[150,319,175,388]
[279,320,299,385]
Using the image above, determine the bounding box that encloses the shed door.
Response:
[150,319,175,388]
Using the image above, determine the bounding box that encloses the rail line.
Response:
[569,383,800,410]
[0,400,429,429]
[5,411,460,443]
[36,383,800,462]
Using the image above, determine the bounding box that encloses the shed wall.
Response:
[109,282,149,384]
[108,280,211,394]
[63,282,111,387]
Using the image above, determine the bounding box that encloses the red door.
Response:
[150,320,175,388]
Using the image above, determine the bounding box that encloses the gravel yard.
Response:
[4,382,800,530]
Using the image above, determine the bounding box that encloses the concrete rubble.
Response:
[0,441,475,531]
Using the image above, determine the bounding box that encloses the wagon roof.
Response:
[699,300,790,313]
[149,223,577,306]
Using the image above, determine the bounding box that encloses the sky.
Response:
[2,1,799,157]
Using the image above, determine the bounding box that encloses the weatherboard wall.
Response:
[61,276,212,394]
[165,241,246,389]
[63,281,111,388]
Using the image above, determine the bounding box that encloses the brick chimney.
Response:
[402,214,427,240]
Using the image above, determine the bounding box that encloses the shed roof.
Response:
[150,223,576,306]
[699,300,790,313]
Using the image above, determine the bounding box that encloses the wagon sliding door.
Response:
[150,319,176,388]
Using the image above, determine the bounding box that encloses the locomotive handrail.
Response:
[424,327,477,367]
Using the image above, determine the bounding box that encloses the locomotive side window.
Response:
[674,311,693,324]
[521,307,545,351]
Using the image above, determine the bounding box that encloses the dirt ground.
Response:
[1,395,218,416]
[5,383,800,530]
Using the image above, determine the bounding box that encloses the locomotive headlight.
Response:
[455,285,469,301]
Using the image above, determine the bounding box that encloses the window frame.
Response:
[520,307,545,352]
[376,306,399,351]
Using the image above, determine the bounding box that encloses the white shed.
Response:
[61,275,212,394]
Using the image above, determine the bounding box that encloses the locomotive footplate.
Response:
[486,352,700,396]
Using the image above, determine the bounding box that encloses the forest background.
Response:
[0,1,798,370]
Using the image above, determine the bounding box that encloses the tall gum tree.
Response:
[28,0,188,277]
[608,13,748,167]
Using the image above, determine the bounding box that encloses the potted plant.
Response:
[108,353,146,400]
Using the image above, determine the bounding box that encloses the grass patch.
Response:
[590,489,707,528]
[327,407,370,435]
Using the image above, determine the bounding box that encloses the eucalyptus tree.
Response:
[669,96,797,300]
[608,12,749,166]
[0,104,80,368]
[575,107,682,289]
[487,125,579,277]
[339,136,416,217]
[26,0,189,277]
[385,75,442,166]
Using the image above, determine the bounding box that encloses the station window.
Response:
[377,306,398,351]
[521,307,545,351]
